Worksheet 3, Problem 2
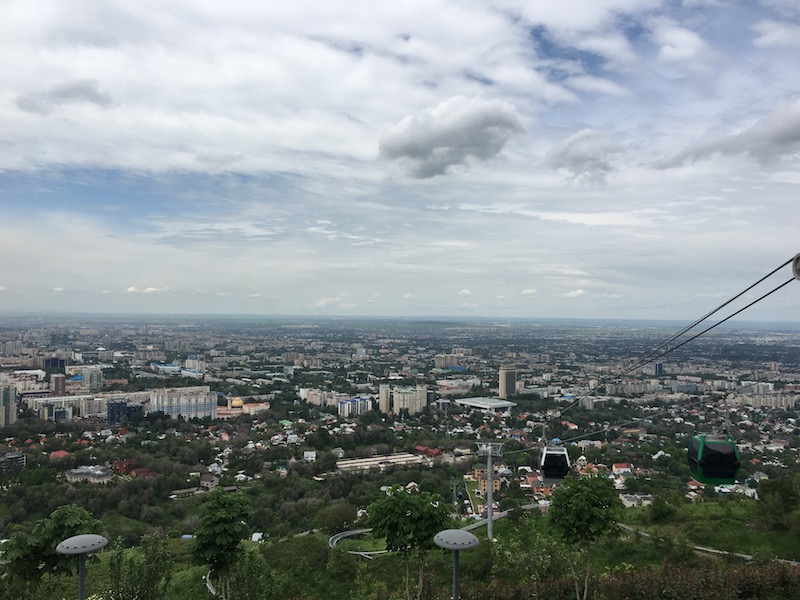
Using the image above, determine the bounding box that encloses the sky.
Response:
[1,0,799,321]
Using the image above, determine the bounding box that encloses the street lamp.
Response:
[433,529,479,600]
[476,441,504,541]
[56,533,108,600]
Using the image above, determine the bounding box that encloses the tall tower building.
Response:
[378,384,392,413]
[1,384,18,428]
[498,365,516,399]
[51,373,66,397]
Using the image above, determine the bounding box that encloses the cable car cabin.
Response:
[687,433,741,485]
[540,446,571,481]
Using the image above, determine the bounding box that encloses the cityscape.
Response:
[2,313,800,597]
[2,0,800,598]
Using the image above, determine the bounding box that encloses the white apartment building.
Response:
[338,397,372,418]
[149,386,217,420]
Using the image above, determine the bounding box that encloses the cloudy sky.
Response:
[1,0,799,320]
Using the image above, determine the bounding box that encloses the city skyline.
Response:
[1,1,799,320]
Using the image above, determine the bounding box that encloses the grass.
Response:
[624,497,800,562]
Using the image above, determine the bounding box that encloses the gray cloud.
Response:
[660,99,800,167]
[546,128,622,182]
[753,20,800,47]
[17,80,113,115]
[378,96,523,179]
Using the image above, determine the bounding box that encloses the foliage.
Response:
[549,477,622,548]
[191,489,250,600]
[313,500,358,534]
[107,534,172,600]
[548,476,623,600]
[757,476,799,530]
[368,485,451,600]
[0,503,101,600]
[492,512,571,587]
[647,494,677,524]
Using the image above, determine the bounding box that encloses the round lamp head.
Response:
[56,534,108,555]
[434,529,479,551]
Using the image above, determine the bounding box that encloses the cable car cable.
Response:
[619,255,797,377]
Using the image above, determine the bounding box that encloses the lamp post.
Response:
[476,441,504,541]
[56,533,108,600]
[433,529,479,600]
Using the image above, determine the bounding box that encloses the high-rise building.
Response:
[51,373,66,396]
[338,397,372,418]
[1,384,17,428]
[107,399,128,426]
[390,385,429,415]
[149,386,217,420]
[498,365,516,399]
[378,384,391,413]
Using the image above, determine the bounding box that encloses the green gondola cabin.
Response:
[687,432,741,485]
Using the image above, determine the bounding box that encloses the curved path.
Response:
[328,527,388,559]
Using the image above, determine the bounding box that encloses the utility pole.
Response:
[476,441,504,541]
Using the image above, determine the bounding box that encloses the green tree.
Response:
[0,504,101,600]
[192,489,251,600]
[368,485,451,600]
[35,504,103,596]
[548,476,622,600]
[108,534,172,600]
[313,501,357,534]
[757,477,798,530]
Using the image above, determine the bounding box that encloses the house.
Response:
[686,478,704,491]
[478,472,501,495]
[200,474,219,492]
[130,467,157,479]
[66,465,112,484]
[112,458,137,475]
[612,463,633,475]
[413,445,442,458]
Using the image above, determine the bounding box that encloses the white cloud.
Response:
[0,2,797,321]
[651,19,710,65]
[379,96,523,178]
[522,289,538,296]
[125,286,162,294]
[753,20,800,47]
[458,289,472,297]
[546,129,622,182]
[661,99,800,166]
[17,79,113,115]
[564,289,587,298]
[314,296,341,308]
[564,76,629,97]
[53,287,64,292]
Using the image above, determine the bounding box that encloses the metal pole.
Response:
[78,553,86,600]
[486,450,493,541]
[452,549,460,600]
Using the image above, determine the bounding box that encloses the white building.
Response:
[149,386,216,420]
[338,397,372,418]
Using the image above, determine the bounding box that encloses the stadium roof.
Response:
[453,397,517,411]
